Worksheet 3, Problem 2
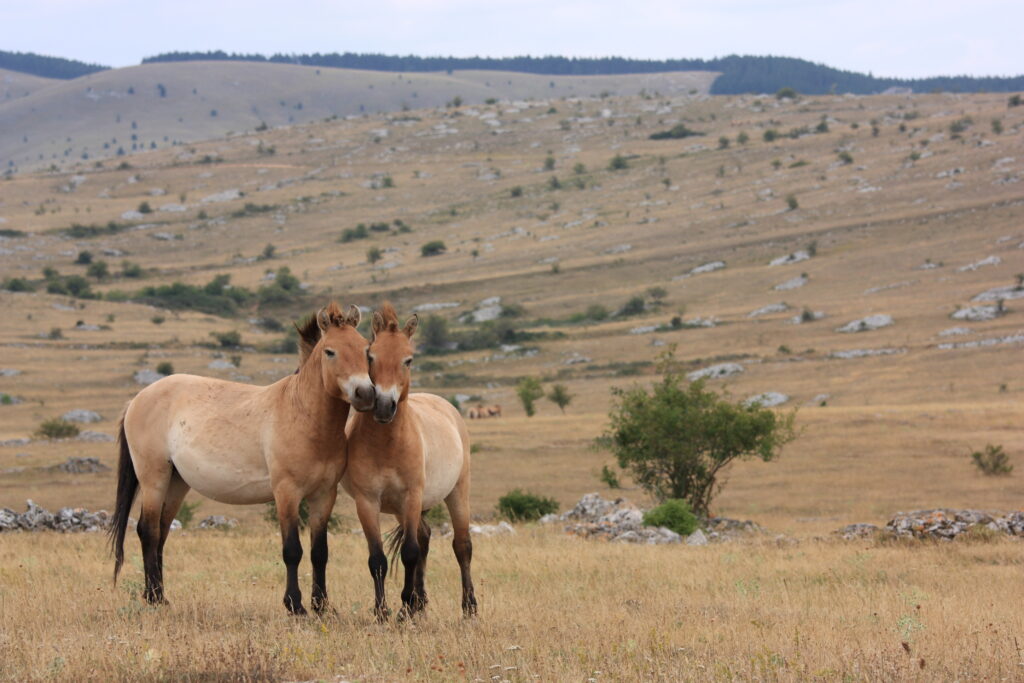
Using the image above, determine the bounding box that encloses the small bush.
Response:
[421,240,447,257]
[775,87,798,100]
[121,261,144,278]
[608,154,629,171]
[971,444,1013,476]
[156,361,174,375]
[175,500,201,528]
[515,377,544,417]
[649,124,703,140]
[211,330,242,348]
[618,296,646,317]
[36,418,79,439]
[643,499,698,536]
[86,261,109,280]
[151,315,165,325]
[510,185,523,198]
[1009,94,1022,108]
[600,465,621,489]
[786,194,799,211]
[763,129,779,142]
[264,499,342,530]
[137,201,152,214]
[366,246,382,264]
[837,150,854,165]
[424,504,449,525]
[496,489,559,522]
[75,251,93,265]
[2,277,34,292]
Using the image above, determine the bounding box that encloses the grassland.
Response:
[1,82,1023,679]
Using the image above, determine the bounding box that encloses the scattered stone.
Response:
[938,327,972,337]
[208,359,236,370]
[774,275,807,291]
[77,431,115,443]
[120,210,144,221]
[469,521,516,536]
[972,285,1024,302]
[836,314,893,333]
[563,353,592,365]
[198,515,238,530]
[838,509,1024,542]
[951,305,1001,322]
[74,322,101,331]
[468,296,502,323]
[0,438,31,447]
[411,302,460,313]
[50,457,109,473]
[0,500,110,533]
[603,244,632,255]
[630,325,659,335]
[151,232,176,241]
[809,393,831,405]
[685,529,708,546]
[744,392,789,408]
[834,523,880,540]
[864,281,914,295]
[748,303,790,318]
[0,368,21,377]
[201,189,242,204]
[674,261,726,280]
[957,256,1001,272]
[686,363,744,381]
[769,250,810,266]
[937,332,1024,350]
[829,347,906,359]
[61,409,102,423]
[133,369,165,385]
[789,310,825,324]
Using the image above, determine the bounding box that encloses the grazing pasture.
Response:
[1,80,1023,679]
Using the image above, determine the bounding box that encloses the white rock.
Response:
[748,303,790,318]
[829,347,906,359]
[836,314,893,333]
[686,529,708,546]
[208,360,236,370]
[769,250,809,266]
[971,285,1024,302]
[412,302,460,313]
[938,327,972,337]
[951,305,1001,322]
[774,275,807,290]
[61,409,102,423]
[687,363,744,381]
[120,210,144,221]
[201,189,241,204]
[743,392,789,408]
[957,256,1001,272]
[133,369,165,385]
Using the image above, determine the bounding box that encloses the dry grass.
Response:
[2,86,1024,679]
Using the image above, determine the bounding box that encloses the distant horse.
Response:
[109,303,374,615]
[466,406,480,419]
[485,404,502,418]
[343,303,477,620]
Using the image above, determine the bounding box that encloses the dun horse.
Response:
[108,303,373,615]
[343,303,477,619]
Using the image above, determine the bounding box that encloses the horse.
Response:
[485,404,502,418]
[467,405,482,419]
[108,302,374,615]
[342,303,477,620]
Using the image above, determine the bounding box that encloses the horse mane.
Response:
[376,301,400,332]
[294,313,321,366]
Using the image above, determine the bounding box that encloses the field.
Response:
[1,75,1024,679]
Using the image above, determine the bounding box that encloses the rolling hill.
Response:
[0,61,715,171]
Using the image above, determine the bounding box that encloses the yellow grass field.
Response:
[1,81,1023,679]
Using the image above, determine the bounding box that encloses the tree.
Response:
[366,246,382,264]
[86,260,109,280]
[608,154,629,170]
[516,377,544,417]
[419,315,451,353]
[421,240,447,257]
[601,349,795,515]
[546,383,574,413]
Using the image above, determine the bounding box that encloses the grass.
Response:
[1,530,1023,679]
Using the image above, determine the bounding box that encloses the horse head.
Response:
[308,302,375,412]
[367,302,418,424]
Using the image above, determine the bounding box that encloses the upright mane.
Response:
[294,314,321,366]
[375,301,400,333]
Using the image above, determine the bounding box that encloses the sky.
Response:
[1,0,1020,79]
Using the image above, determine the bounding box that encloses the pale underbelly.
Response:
[171,446,273,505]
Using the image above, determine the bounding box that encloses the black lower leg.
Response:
[138,518,164,605]
[413,522,431,612]
[282,524,305,615]
[369,545,388,621]
[454,536,477,616]
[399,533,421,613]
[310,525,329,613]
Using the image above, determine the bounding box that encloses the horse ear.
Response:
[345,304,361,328]
[403,314,419,338]
[372,310,386,335]
[316,307,331,333]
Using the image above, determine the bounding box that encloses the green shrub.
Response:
[156,361,174,375]
[618,296,646,317]
[36,418,79,439]
[649,124,703,140]
[775,86,798,100]
[837,150,854,165]
[421,240,447,257]
[971,444,1013,476]
[763,129,779,142]
[546,383,574,413]
[600,464,621,489]
[424,504,449,525]
[737,131,749,145]
[2,277,34,292]
[175,500,201,528]
[515,377,544,417]
[496,489,558,522]
[366,246,382,264]
[643,499,698,536]
[510,185,523,198]
[786,194,799,211]
[211,330,242,348]
[121,261,144,278]
[86,260,109,280]
[263,500,342,530]
[137,201,152,214]
[608,154,629,170]
[75,251,93,265]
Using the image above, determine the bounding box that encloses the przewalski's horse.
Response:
[342,303,477,620]
[108,303,373,615]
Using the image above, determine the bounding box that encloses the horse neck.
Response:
[286,349,350,439]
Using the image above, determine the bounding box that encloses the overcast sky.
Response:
[2,0,1019,79]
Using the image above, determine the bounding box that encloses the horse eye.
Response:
[324,349,336,358]
[404,358,413,367]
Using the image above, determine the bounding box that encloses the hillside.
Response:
[0,67,58,103]
[0,61,715,172]
[1,86,1022,527]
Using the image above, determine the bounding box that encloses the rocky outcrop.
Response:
[0,500,110,532]
[836,509,1024,541]
[50,457,110,473]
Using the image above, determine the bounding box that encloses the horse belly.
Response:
[170,427,272,505]
[420,441,464,509]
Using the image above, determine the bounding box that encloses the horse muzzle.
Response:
[350,382,377,413]
[373,395,398,424]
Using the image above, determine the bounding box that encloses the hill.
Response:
[0,67,59,103]
[0,61,715,171]
[0,49,108,79]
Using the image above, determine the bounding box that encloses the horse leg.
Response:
[398,493,424,618]
[305,484,338,615]
[354,495,388,622]
[155,470,190,593]
[273,485,306,615]
[446,482,477,617]
[137,472,171,605]
[413,517,431,614]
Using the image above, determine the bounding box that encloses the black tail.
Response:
[108,416,138,585]
[384,517,430,578]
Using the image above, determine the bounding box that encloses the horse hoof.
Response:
[374,607,391,623]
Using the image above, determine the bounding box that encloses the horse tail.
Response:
[108,415,138,585]
[384,516,431,578]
